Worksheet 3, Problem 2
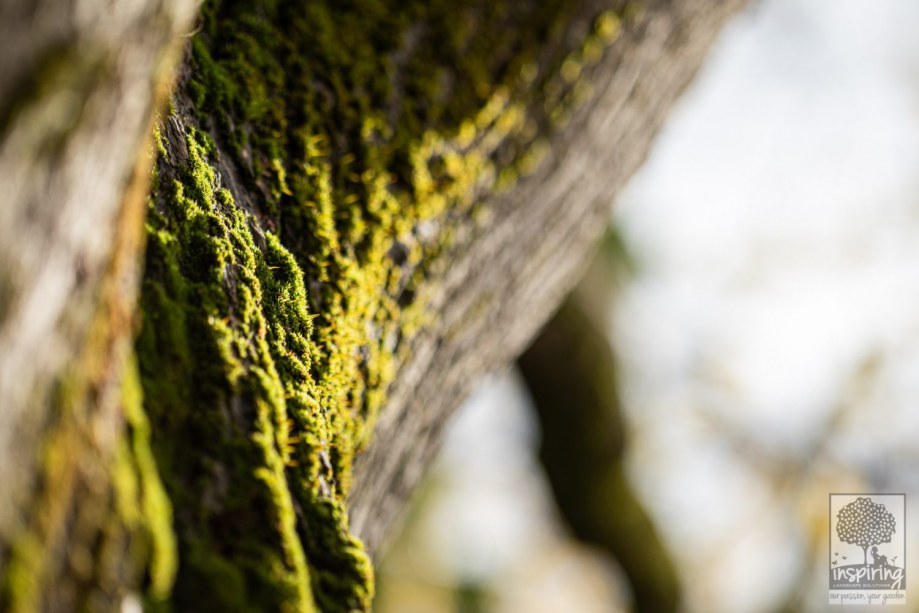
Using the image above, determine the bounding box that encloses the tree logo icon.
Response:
[836,497,897,566]
[829,494,906,604]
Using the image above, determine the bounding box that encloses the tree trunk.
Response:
[349,0,745,555]
[0,0,744,610]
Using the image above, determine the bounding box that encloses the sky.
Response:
[616,0,919,609]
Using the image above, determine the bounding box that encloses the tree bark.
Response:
[0,0,744,610]
[350,0,746,553]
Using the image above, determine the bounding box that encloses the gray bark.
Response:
[350,0,746,554]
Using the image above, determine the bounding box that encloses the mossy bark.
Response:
[349,0,747,555]
[0,0,744,610]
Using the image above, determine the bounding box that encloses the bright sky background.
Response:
[615,1,919,609]
[379,1,919,611]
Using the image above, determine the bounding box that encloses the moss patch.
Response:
[137,0,627,610]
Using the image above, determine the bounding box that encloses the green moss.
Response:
[1,303,176,613]
[139,127,331,612]
[118,356,178,600]
[137,0,629,610]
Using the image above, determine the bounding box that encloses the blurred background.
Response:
[373,0,919,611]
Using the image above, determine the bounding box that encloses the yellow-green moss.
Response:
[117,356,178,600]
[136,1,628,610]
[0,316,175,613]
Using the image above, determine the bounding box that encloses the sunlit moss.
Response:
[136,0,629,610]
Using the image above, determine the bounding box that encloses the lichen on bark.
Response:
[137,0,627,610]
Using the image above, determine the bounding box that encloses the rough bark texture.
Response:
[0,0,744,610]
[350,0,746,554]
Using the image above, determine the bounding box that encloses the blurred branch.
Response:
[518,268,680,613]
